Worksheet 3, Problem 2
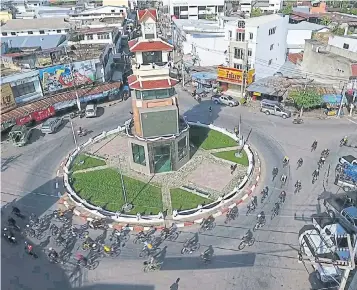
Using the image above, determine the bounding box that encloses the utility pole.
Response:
[349,81,356,117]
[338,83,346,117]
[70,119,78,149]
[240,40,249,98]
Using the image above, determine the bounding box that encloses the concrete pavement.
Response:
[1,90,357,290]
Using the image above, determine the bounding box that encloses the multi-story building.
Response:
[240,0,283,14]
[225,14,289,79]
[68,27,121,46]
[126,9,190,174]
[328,35,357,53]
[1,18,70,37]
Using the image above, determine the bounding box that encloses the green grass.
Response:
[71,168,163,214]
[189,126,237,150]
[71,154,106,172]
[213,150,249,166]
[170,188,212,211]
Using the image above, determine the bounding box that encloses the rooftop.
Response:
[127,75,178,90]
[288,53,304,64]
[288,21,327,31]
[0,66,23,77]
[245,14,287,27]
[129,39,173,53]
[1,17,70,32]
[173,19,223,33]
[137,9,157,23]
[75,26,116,34]
[1,35,67,50]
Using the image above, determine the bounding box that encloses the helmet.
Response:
[49,247,53,251]
[147,243,153,249]
[3,227,7,231]
[104,245,111,252]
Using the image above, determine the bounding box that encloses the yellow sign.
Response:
[1,83,16,113]
[217,67,255,85]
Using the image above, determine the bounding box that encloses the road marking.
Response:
[55,183,59,189]
[56,170,60,176]
[346,118,357,124]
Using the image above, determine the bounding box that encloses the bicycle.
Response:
[181,241,200,255]
[238,236,255,250]
[224,207,238,224]
[271,207,279,220]
[99,243,121,258]
[76,255,99,270]
[139,246,161,258]
[110,229,130,243]
[133,232,152,244]
[199,221,216,233]
[143,261,163,272]
[253,219,265,232]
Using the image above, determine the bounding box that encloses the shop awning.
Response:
[1,82,121,123]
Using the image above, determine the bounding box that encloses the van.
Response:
[260,99,291,119]
[85,104,97,118]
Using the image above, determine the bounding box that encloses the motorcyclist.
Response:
[280,174,287,184]
[146,225,156,237]
[48,247,59,261]
[257,211,265,224]
[243,229,253,242]
[227,206,238,220]
[272,167,278,177]
[169,223,177,234]
[297,158,303,167]
[202,245,214,261]
[202,215,214,230]
[251,196,258,208]
[84,235,96,248]
[312,140,318,150]
[295,180,301,189]
[186,233,199,253]
[283,156,289,165]
[78,127,83,135]
[279,191,286,203]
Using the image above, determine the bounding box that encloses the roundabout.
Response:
[1,92,357,290]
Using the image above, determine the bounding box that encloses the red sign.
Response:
[31,106,55,122]
[16,115,33,125]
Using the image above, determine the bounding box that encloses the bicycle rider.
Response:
[312,140,318,150]
[295,180,301,189]
[273,202,280,214]
[76,253,87,266]
[283,156,289,165]
[313,168,319,178]
[169,223,177,234]
[279,191,286,203]
[280,174,287,185]
[243,229,253,242]
[257,211,265,224]
[272,167,278,177]
[297,157,303,167]
[48,247,59,260]
[202,245,214,261]
[186,233,199,253]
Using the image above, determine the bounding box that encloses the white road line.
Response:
[346,118,357,124]
[55,183,59,189]
[56,170,60,176]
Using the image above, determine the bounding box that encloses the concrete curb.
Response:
[58,153,262,232]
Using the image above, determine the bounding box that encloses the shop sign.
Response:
[1,83,17,113]
[217,67,243,84]
[253,92,261,96]
[31,106,55,122]
[16,115,33,126]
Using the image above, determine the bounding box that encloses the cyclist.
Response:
[186,233,199,253]
[169,223,177,234]
[257,211,266,224]
[250,196,258,208]
[146,225,156,237]
[273,202,280,215]
[202,215,214,230]
[313,169,319,178]
[243,229,253,242]
[283,156,289,165]
[272,167,278,178]
[279,191,286,203]
[280,174,287,185]
[24,241,34,256]
[143,240,154,253]
[312,140,318,150]
[84,234,95,248]
[297,158,303,167]
[76,253,87,266]
[161,227,170,239]
[48,247,59,261]
[295,180,301,190]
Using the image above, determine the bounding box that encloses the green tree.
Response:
[251,8,263,18]
[332,24,345,36]
[290,89,322,116]
[281,4,293,15]
[320,16,331,26]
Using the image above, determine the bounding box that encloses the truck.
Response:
[211,94,239,107]
[8,125,33,147]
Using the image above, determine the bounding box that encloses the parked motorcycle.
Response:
[70,110,85,119]
[293,118,304,124]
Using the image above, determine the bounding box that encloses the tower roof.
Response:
[127,75,178,90]
[137,9,157,23]
[128,39,173,53]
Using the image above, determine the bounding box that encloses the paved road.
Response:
[1,91,357,290]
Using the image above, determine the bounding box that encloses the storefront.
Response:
[217,66,255,98]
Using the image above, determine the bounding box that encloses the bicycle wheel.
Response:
[123,235,130,243]
[87,260,99,270]
[238,240,246,250]
[168,232,179,241]
[143,265,150,273]
[248,238,255,246]
[181,247,189,255]
[139,250,148,258]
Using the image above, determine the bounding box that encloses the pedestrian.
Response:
[170,278,180,290]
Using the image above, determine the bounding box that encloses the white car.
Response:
[85,104,97,118]
[339,155,357,166]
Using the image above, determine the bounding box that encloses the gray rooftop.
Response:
[1,17,70,32]
[1,35,67,50]
[288,21,327,31]
[245,14,286,27]
[172,19,224,33]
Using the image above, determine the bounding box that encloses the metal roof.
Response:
[288,21,327,31]
[1,18,70,32]
[1,35,67,50]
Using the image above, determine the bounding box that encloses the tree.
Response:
[320,16,331,26]
[289,89,322,116]
[332,24,345,36]
[251,8,263,18]
[281,4,293,15]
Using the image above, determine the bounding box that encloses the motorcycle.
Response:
[224,207,238,224]
[139,246,161,259]
[110,229,130,243]
[260,190,268,203]
[69,110,85,119]
[200,253,212,264]
[293,118,304,124]
[88,219,108,230]
[3,229,17,244]
[238,236,255,250]
[160,229,179,241]
[143,260,163,272]
[133,232,152,244]
[100,244,121,258]
[181,241,200,255]
[253,220,265,232]
[340,139,347,147]
[77,255,99,270]
[78,129,88,137]
[199,220,216,233]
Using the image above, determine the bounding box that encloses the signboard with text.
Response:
[1,83,16,113]
[217,67,255,85]
[31,106,55,122]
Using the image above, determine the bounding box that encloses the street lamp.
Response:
[118,156,132,213]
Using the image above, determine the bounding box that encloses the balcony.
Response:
[132,63,171,78]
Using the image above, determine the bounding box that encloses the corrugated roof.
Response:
[128,77,177,90]
[0,35,67,50]
[1,18,70,32]
[288,53,304,64]
[288,21,327,31]
[1,82,121,123]
[130,39,173,52]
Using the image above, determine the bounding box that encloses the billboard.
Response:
[1,83,16,113]
[141,108,178,138]
[38,60,97,93]
[217,67,255,85]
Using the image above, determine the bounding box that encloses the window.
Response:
[234,48,244,59]
[229,30,232,39]
[11,32,16,35]
[249,32,253,40]
[142,51,162,65]
[218,5,224,12]
[268,59,272,65]
[236,32,245,42]
[248,49,252,57]
[39,30,45,34]
[132,143,146,165]
[270,44,274,50]
[145,33,155,40]
[234,63,242,69]
[56,30,62,33]
[269,27,276,35]
[141,89,172,100]
[180,6,188,11]
[237,21,245,28]
[178,137,187,160]
[28,31,33,35]
[135,90,141,99]
[98,33,110,40]
[343,43,350,49]
[12,82,36,98]
[2,32,7,36]
[65,29,69,32]
[87,34,94,40]
[111,9,115,12]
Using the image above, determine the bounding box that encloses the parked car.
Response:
[339,155,357,166]
[41,117,63,134]
[211,95,239,107]
[260,99,291,119]
[85,104,97,118]
[8,125,33,147]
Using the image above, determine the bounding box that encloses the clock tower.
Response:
[137,9,157,40]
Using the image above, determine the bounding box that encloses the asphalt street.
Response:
[1,90,357,290]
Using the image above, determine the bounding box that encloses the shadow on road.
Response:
[1,154,22,172]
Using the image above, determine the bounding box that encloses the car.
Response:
[41,117,63,134]
[339,155,357,166]
[85,104,97,118]
[211,95,239,107]
[8,125,33,147]
[260,99,291,119]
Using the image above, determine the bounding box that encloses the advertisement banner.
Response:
[1,83,17,113]
[217,67,256,85]
[16,115,33,126]
[247,69,255,85]
[31,106,55,122]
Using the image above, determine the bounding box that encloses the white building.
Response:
[163,0,224,20]
[225,14,289,80]
[172,19,228,67]
[328,35,357,53]
[240,0,283,14]
[68,27,121,46]
[1,18,70,37]
[287,21,328,53]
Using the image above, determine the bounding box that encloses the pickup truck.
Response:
[211,95,239,107]
[339,155,357,166]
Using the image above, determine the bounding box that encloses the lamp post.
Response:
[118,156,132,213]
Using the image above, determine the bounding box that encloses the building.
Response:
[68,27,121,46]
[102,0,129,7]
[240,0,283,14]
[166,0,224,20]
[287,21,328,53]
[1,34,67,51]
[137,9,157,39]
[225,14,289,80]
[172,19,228,67]
[1,18,70,37]
[328,35,357,53]
[301,39,357,85]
